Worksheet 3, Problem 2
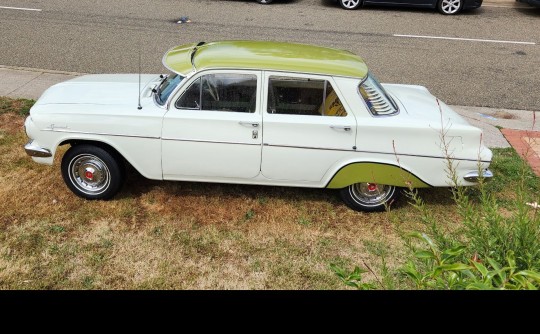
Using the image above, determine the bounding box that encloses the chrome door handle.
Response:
[239,121,259,127]
[330,125,351,131]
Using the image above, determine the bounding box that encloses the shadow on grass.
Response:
[118,164,454,211]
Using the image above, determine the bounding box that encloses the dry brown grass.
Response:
[0,97,519,290]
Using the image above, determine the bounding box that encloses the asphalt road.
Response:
[0,0,539,110]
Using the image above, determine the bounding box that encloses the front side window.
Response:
[267,76,347,117]
[156,73,183,106]
[175,73,257,113]
[358,73,398,116]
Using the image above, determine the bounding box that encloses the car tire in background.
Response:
[339,0,363,9]
[339,182,399,212]
[61,144,125,200]
[437,0,463,14]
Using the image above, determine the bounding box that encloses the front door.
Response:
[261,72,357,182]
[162,70,263,179]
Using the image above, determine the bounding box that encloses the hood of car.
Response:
[34,74,159,107]
[384,83,469,126]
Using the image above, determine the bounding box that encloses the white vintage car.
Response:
[24,41,492,212]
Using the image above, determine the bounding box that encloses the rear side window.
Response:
[359,73,398,116]
[175,73,257,113]
[267,76,347,117]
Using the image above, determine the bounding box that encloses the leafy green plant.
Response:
[330,264,376,290]
[399,123,540,289]
[402,232,540,289]
[332,105,540,290]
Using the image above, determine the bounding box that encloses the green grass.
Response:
[0,97,34,116]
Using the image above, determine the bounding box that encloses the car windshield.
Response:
[156,73,184,106]
[359,73,398,116]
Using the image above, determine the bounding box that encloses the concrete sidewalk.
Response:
[1,65,539,151]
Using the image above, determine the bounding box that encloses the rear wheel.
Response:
[339,0,362,9]
[339,182,398,212]
[61,144,125,200]
[437,0,463,14]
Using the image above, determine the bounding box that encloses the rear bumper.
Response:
[24,140,52,158]
[463,169,493,183]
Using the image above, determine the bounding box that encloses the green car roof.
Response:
[162,41,368,79]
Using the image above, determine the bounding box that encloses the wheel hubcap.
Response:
[441,0,461,14]
[69,154,111,195]
[341,0,360,9]
[349,183,395,207]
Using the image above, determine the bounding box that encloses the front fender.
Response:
[42,132,162,180]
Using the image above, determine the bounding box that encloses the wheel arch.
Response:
[60,138,123,159]
[324,160,432,189]
[56,137,144,176]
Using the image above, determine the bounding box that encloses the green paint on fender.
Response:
[163,41,368,79]
[326,163,430,189]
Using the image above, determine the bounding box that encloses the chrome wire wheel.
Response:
[340,0,362,9]
[68,154,111,196]
[349,183,396,208]
[439,0,462,14]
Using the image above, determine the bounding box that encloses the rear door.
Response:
[260,72,357,182]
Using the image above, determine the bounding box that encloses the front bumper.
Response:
[24,140,52,158]
[463,169,493,182]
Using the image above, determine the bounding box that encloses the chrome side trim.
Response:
[263,143,491,163]
[161,137,261,146]
[24,140,52,158]
[464,169,494,182]
[41,128,160,140]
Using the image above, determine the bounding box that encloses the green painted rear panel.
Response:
[326,163,431,189]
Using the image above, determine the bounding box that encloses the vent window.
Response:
[359,73,398,116]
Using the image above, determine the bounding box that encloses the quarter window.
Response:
[267,77,347,117]
[175,74,257,113]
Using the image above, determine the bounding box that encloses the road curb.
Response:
[0,65,85,76]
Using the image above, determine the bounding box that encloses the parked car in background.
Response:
[516,0,540,7]
[24,41,492,212]
[337,0,482,14]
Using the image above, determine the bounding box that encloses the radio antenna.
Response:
[137,39,142,110]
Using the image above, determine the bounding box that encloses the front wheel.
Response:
[437,0,463,14]
[339,0,362,9]
[339,183,398,212]
[61,144,125,200]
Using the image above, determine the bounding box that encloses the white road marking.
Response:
[0,6,42,12]
[394,34,536,45]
